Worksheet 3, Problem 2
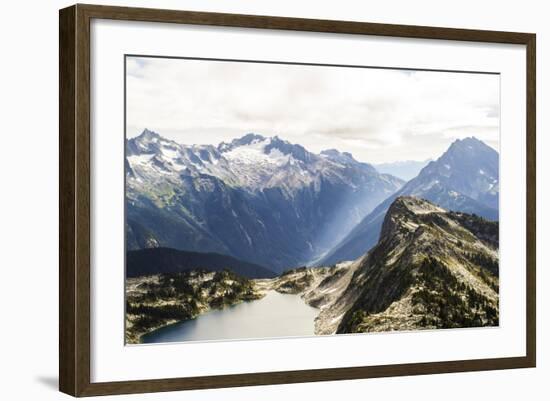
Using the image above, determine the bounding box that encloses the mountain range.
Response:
[126,130,498,272]
[126,130,403,273]
[373,159,431,181]
[317,137,499,266]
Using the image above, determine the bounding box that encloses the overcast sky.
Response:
[126,56,499,164]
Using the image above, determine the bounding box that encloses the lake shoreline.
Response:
[125,271,265,344]
[134,296,267,344]
[141,290,320,344]
[126,262,357,344]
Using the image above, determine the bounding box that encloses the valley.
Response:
[126,196,499,344]
[126,130,403,273]
[318,136,500,266]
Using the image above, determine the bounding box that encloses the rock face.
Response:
[125,197,499,341]
[126,129,403,273]
[332,196,498,333]
[318,137,499,266]
[253,197,499,335]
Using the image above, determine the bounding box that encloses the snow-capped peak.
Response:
[126,130,403,196]
[139,128,160,140]
[216,133,312,165]
[128,129,180,156]
[220,134,290,166]
[218,133,267,152]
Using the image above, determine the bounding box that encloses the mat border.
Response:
[59,4,536,397]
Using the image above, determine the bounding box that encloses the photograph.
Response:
[124,56,500,345]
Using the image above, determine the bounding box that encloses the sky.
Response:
[126,56,500,164]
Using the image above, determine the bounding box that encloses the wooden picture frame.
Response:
[59,3,536,397]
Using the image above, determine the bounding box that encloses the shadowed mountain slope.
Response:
[126,130,403,272]
[318,137,499,266]
[126,247,276,279]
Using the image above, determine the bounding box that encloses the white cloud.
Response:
[126,56,499,163]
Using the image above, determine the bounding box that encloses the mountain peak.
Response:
[390,196,445,216]
[236,132,267,144]
[335,194,499,334]
[427,136,499,182]
[217,133,315,164]
[316,137,500,268]
[127,129,166,156]
[380,196,445,239]
[446,136,494,155]
[321,149,355,161]
[320,149,378,174]
[218,133,267,152]
[453,136,483,144]
[137,128,161,141]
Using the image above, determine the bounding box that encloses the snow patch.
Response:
[127,154,155,166]
[161,147,179,159]
[223,139,289,166]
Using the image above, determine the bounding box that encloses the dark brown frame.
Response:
[59,3,536,397]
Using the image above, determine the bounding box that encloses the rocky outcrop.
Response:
[318,137,499,267]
